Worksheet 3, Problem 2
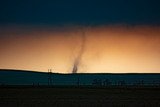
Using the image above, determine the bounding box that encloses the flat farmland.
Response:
[0,86,160,107]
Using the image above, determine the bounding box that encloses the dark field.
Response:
[0,86,160,107]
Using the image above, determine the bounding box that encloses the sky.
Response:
[0,0,160,73]
[0,0,160,25]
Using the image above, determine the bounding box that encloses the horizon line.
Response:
[0,69,160,75]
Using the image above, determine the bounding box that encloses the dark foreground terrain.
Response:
[0,86,160,107]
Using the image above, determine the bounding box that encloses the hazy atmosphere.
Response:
[1,1,160,107]
[0,0,160,73]
[0,25,160,73]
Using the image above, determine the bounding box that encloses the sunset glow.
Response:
[0,25,160,73]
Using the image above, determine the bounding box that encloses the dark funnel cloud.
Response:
[72,30,86,73]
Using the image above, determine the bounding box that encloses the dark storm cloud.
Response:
[0,0,160,25]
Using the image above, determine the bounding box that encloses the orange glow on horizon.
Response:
[0,25,160,73]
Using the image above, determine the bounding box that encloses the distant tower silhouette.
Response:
[118,80,126,86]
[103,79,112,86]
[92,79,102,86]
[48,69,52,86]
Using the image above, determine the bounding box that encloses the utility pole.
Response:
[48,69,52,86]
